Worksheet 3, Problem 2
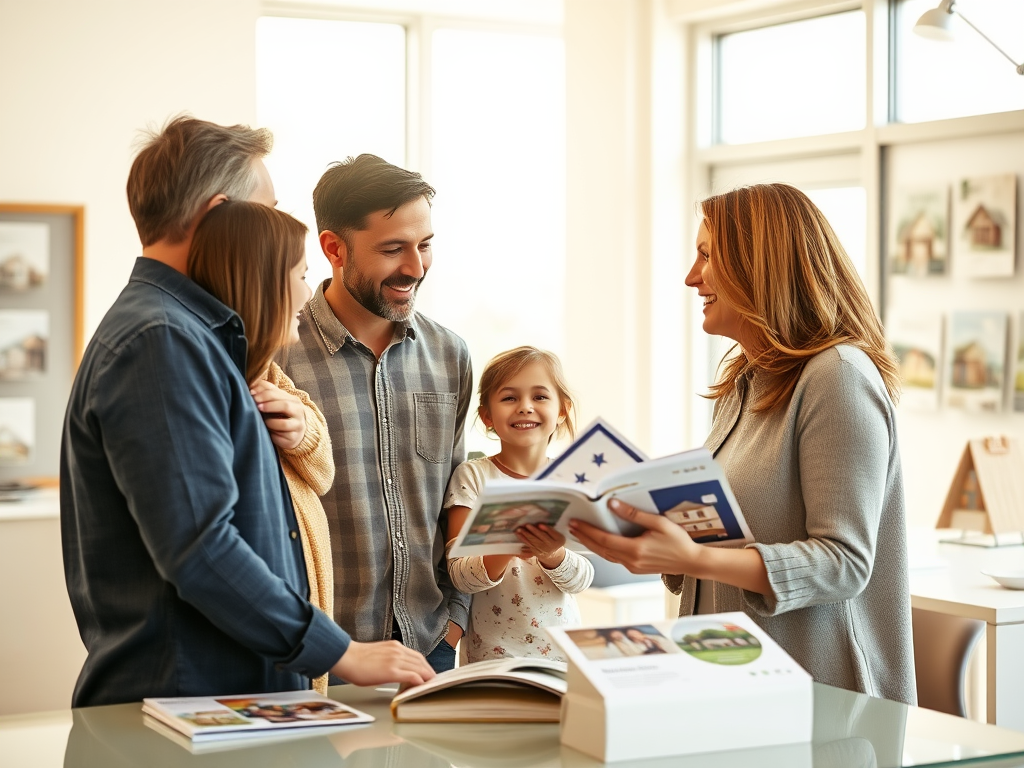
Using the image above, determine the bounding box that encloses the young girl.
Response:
[188,200,335,694]
[445,346,594,664]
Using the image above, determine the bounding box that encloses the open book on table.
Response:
[449,417,753,557]
[390,656,567,723]
[142,689,373,743]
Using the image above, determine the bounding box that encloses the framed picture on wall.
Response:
[943,310,1007,413]
[0,221,50,290]
[0,310,49,379]
[952,173,1017,279]
[0,204,83,484]
[887,311,943,410]
[889,186,949,277]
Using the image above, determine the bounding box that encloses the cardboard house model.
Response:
[938,436,1024,537]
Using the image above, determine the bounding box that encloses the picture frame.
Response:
[0,203,84,485]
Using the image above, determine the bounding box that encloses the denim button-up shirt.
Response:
[61,258,350,707]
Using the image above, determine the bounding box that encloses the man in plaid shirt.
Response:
[284,154,472,673]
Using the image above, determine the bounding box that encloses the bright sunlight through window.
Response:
[256,17,406,289]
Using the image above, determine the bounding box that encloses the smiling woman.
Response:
[570,183,916,706]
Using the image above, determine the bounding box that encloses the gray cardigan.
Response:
[664,345,917,705]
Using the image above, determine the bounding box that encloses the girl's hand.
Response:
[516,524,567,569]
[250,380,306,450]
[569,498,703,574]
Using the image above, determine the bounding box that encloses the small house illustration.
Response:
[951,341,989,389]
[897,212,940,272]
[897,346,936,388]
[22,334,45,372]
[0,254,32,290]
[964,204,1004,249]
[0,335,46,376]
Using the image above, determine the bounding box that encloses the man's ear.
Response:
[320,231,347,270]
[205,193,228,213]
[183,194,229,241]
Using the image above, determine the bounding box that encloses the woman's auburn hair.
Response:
[187,200,308,384]
[700,183,901,412]
[477,346,578,442]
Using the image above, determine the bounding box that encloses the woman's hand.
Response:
[250,380,306,450]
[516,524,566,569]
[571,498,772,594]
[569,498,704,574]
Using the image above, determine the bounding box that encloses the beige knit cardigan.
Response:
[265,362,335,694]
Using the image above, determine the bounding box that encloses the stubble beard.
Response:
[343,270,423,323]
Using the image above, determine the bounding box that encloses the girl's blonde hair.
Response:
[700,183,900,411]
[187,200,308,385]
[477,346,577,442]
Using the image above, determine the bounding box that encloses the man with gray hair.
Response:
[61,118,433,707]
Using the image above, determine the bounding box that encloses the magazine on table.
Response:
[142,689,373,742]
[449,417,753,557]
[390,656,567,722]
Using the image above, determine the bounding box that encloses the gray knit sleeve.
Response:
[743,349,895,616]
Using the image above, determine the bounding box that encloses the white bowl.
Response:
[982,570,1024,590]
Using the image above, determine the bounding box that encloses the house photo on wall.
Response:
[889,186,949,277]
[953,173,1017,279]
[943,311,1008,413]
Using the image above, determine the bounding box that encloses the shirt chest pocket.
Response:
[414,392,458,464]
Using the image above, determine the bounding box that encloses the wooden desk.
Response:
[4,682,1024,768]
[908,529,1024,731]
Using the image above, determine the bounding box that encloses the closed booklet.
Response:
[449,417,753,557]
[390,657,568,723]
[548,613,813,762]
[142,689,373,742]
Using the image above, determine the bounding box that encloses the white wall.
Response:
[0,0,261,337]
[0,0,261,714]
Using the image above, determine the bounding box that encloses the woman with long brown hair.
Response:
[188,200,335,694]
[571,183,915,704]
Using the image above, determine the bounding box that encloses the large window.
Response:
[256,17,406,289]
[715,10,866,144]
[425,28,566,378]
[256,10,565,455]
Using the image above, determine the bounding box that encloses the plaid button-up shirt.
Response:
[282,282,472,654]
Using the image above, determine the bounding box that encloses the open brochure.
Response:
[547,613,813,762]
[390,657,567,723]
[449,417,753,557]
[142,689,373,742]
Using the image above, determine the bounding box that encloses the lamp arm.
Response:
[953,7,1024,74]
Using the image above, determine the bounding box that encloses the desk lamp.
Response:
[913,0,1024,74]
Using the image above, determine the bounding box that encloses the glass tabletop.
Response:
[3,682,1024,768]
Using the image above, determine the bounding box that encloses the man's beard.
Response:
[343,269,424,322]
